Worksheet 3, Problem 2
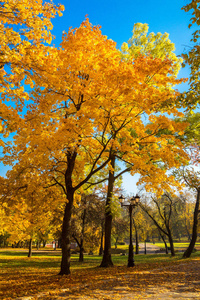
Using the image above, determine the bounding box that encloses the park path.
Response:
[137,242,162,254]
[19,259,200,300]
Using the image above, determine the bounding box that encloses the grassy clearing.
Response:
[154,242,200,249]
[115,242,200,251]
[1,247,200,270]
[0,248,200,299]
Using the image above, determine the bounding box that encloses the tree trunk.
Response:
[99,222,104,256]
[79,205,86,262]
[59,189,74,275]
[160,233,168,254]
[59,150,77,275]
[183,189,200,258]
[135,231,139,255]
[28,238,32,258]
[167,228,175,256]
[58,238,62,248]
[100,155,115,267]
[54,242,57,251]
[128,205,134,267]
[115,237,118,249]
[72,233,84,263]
[133,218,139,254]
[37,240,40,250]
[144,240,147,254]
[79,244,84,262]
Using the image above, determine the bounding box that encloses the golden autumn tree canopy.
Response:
[2,18,188,197]
[0,16,192,276]
[0,166,66,244]
[0,0,64,142]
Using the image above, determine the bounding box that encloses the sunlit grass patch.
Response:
[154,242,200,249]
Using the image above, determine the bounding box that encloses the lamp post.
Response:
[119,194,140,267]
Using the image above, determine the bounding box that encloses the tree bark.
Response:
[72,201,87,262]
[183,189,200,258]
[128,205,134,267]
[144,240,147,254]
[28,238,32,258]
[167,228,175,256]
[79,245,84,262]
[37,240,40,250]
[79,206,86,262]
[54,241,57,251]
[99,221,104,256]
[59,150,77,275]
[160,233,168,254]
[115,237,118,249]
[59,189,74,275]
[100,155,115,267]
[133,218,139,254]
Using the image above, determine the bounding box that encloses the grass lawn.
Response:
[1,248,200,299]
[154,242,200,250]
[116,242,200,251]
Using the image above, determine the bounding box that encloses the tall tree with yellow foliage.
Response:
[3,19,189,275]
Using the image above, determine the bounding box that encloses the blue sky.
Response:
[0,0,195,194]
[52,0,193,55]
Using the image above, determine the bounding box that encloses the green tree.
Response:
[121,22,182,74]
[182,0,200,108]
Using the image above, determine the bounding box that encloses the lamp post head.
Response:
[135,194,140,204]
[130,194,140,206]
[119,194,125,205]
[130,196,136,205]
